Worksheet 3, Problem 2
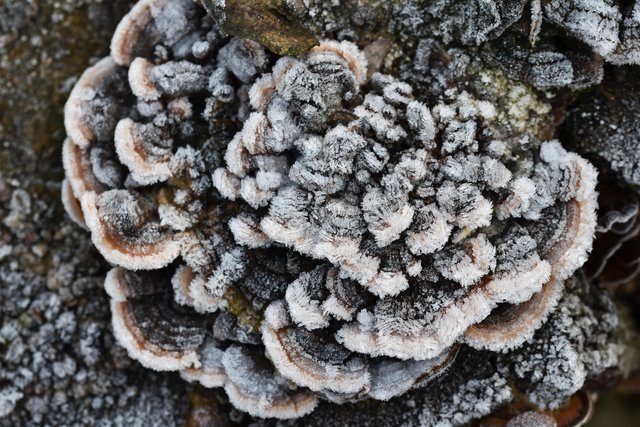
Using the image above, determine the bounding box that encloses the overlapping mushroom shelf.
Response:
[62,0,599,420]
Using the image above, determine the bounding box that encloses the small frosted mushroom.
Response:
[240,177,274,208]
[114,118,173,185]
[62,138,105,198]
[367,346,459,401]
[405,101,437,148]
[80,190,184,270]
[64,58,124,148]
[128,57,161,101]
[363,189,415,247]
[224,132,253,178]
[321,268,372,321]
[310,40,368,84]
[434,234,497,287]
[436,181,493,228]
[61,179,87,229]
[180,337,227,388]
[106,268,206,371]
[171,265,225,313]
[249,74,276,111]
[354,95,408,143]
[228,213,272,248]
[222,344,318,419]
[284,266,331,330]
[262,301,371,395]
[496,176,537,219]
[212,167,241,200]
[110,0,197,66]
[217,38,269,84]
[405,204,452,256]
[149,61,211,96]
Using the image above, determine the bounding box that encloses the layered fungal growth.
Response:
[62,0,601,422]
[286,0,640,91]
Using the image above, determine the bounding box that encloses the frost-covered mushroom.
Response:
[262,301,371,395]
[180,336,227,388]
[81,190,184,270]
[64,58,126,148]
[367,346,459,401]
[222,345,318,419]
[61,179,87,229]
[106,268,206,371]
[114,118,173,185]
[128,57,161,101]
[172,265,225,313]
[62,1,605,422]
[110,0,199,66]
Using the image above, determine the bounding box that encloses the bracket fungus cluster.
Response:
[62,0,602,421]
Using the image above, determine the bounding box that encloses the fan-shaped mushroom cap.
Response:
[464,275,562,351]
[171,265,225,313]
[110,0,197,66]
[61,179,87,229]
[222,344,318,419]
[128,57,161,101]
[64,57,124,148]
[249,74,276,111]
[114,118,172,185]
[406,203,452,255]
[228,213,272,248]
[81,190,184,270]
[368,346,459,401]
[284,266,331,330]
[62,138,105,199]
[212,167,241,200]
[107,268,206,371]
[180,337,227,388]
[262,301,371,395]
[311,40,368,84]
[321,268,371,321]
[538,142,598,281]
[435,234,497,287]
[105,267,169,303]
[338,250,551,360]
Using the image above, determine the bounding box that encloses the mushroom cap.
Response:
[106,268,206,371]
[81,191,184,270]
[64,57,123,148]
[262,301,371,395]
[110,0,197,66]
[114,118,172,185]
[61,178,87,229]
[222,345,318,419]
[62,138,105,198]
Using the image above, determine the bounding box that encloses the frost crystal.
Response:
[62,0,601,422]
